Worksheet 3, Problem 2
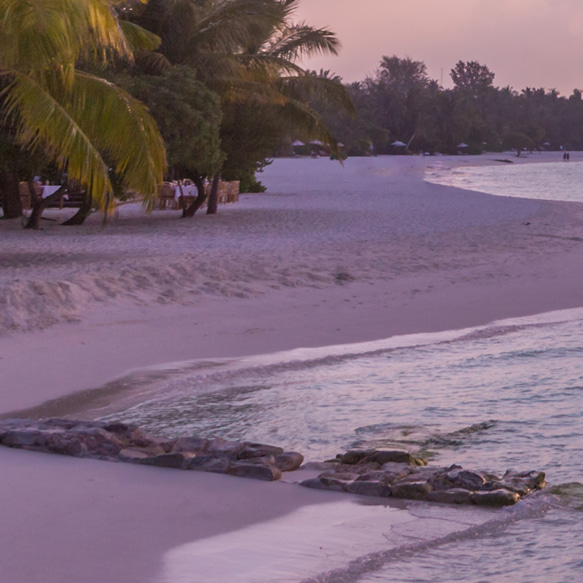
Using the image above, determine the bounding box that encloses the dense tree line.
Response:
[315,56,583,157]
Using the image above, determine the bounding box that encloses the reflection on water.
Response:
[425,160,583,203]
[100,309,583,583]
[100,314,583,482]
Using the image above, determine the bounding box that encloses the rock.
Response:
[381,462,415,482]
[119,448,153,463]
[274,452,304,472]
[364,450,427,467]
[39,418,80,431]
[102,421,135,435]
[159,439,177,453]
[390,481,432,500]
[77,430,129,458]
[170,437,209,455]
[45,432,86,457]
[345,480,391,497]
[238,442,284,460]
[427,489,473,505]
[230,461,282,481]
[470,489,520,507]
[445,469,486,491]
[300,477,345,492]
[206,438,245,458]
[339,449,375,465]
[320,471,359,482]
[127,427,162,449]
[398,466,445,484]
[0,419,548,499]
[500,470,546,494]
[187,455,231,474]
[141,453,188,469]
[355,470,390,482]
[1,429,45,448]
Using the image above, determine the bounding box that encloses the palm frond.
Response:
[118,20,161,53]
[135,50,173,74]
[277,73,355,116]
[279,96,341,158]
[0,0,133,76]
[237,52,304,76]
[186,51,246,84]
[4,72,113,201]
[69,71,167,201]
[4,71,166,207]
[266,24,340,61]
[193,0,284,54]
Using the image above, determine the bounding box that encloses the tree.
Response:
[125,0,352,211]
[123,66,223,215]
[365,56,433,150]
[0,0,166,223]
[504,131,534,156]
[215,1,353,198]
[451,61,495,98]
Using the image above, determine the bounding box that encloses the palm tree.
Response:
[125,0,353,214]
[0,0,166,222]
[236,0,353,146]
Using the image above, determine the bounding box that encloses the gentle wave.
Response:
[301,494,553,583]
[425,160,583,203]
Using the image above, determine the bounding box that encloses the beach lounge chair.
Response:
[156,183,176,210]
[217,181,229,204]
[226,181,240,203]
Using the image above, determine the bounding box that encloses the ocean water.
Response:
[96,159,583,582]
[424,158,583,203]
[99,309,583,583]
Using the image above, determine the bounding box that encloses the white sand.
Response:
[1,152,582,582]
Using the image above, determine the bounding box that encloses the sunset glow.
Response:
[296,0,583,93]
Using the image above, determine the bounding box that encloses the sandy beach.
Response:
[1,152,583,582]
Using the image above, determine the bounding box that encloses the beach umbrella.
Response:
[391,140,407,147]
[338,142,345,148]
[310,139,324,146]
[457,142,469,149]
[291,140,305,147]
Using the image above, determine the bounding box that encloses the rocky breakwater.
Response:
[0,418,303,481]
[300,449,546,507]
[0,419,546,506]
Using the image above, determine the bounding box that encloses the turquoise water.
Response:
[424,159,583,203]
[101,310,583,583]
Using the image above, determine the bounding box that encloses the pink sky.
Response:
[295,0,583,95]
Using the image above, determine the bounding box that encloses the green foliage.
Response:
[318,55,583,156]
[122,66,223,180]
[503,132,534,156]
[220,101,284,190]
[126,0,352,189]
[0,0,166,210]
[451,61,495,97]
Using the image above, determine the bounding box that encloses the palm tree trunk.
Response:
[182,176,207,218]
[0,170,22,219]
[24,183,50,229]
[206,173,220,215]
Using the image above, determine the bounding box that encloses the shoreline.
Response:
[2,155,583,414]
[1,152,583,582]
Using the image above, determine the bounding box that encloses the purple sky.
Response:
[295,0,583,95]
